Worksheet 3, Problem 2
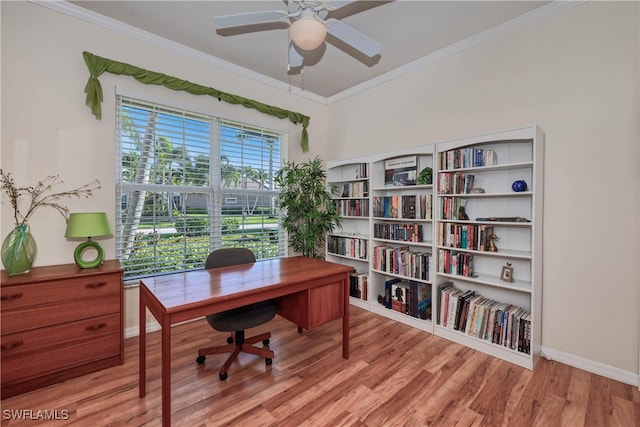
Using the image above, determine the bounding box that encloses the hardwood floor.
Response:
[2,306,639,426]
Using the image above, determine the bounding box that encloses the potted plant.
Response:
[274,156,341,258]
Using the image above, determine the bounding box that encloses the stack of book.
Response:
[438,282,531,354]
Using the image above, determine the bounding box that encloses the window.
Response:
[116,96,286,281]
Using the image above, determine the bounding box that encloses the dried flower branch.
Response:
[0,169,101,227]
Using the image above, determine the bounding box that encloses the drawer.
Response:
[1,274,121,334]
[1,313,120,359]
[1,272,120,310]
[1,316,121,384]
[276,281,344,330]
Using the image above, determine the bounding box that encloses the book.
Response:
[391,283,408,314]
[407,281,432,320]
[438,282,455,326]
[384,156,417,186]
[384,277,402,309]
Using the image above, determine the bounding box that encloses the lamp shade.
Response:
[289,16,327,51]
[65,212,112,239]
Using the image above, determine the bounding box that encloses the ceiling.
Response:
[63,1,556,101]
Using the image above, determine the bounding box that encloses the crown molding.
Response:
[31,0,584,106]
[326,0,586,103]
[29,0,328,104]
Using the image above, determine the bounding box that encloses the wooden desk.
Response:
[139,256,353,426]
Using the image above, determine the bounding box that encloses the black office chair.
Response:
[195,248,276,380]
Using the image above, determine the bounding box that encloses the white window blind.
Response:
[116,96,287,280]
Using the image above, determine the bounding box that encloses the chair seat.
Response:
[206,300,276,332]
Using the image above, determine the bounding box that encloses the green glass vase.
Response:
[2,224,37,275]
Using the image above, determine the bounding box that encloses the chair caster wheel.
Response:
[219,371,228,381]
[263,339,270,346]
[265,358,272,366]
[196,355,206,364]
[227,336,233,344]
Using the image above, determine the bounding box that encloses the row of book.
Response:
[438,223,495,251]
[327,236,368,260]
[372,245,431,281]
[438,172,475,194]
[349,272,368,301]
[440,148,497,170]
[339,180,368,198]
[372,195,432,220]
[438,249,474,277]
[438,282,531,354]
[373,222,425,243]
[383,278,432,320]
[440,196,467,220]
[353,163,369,180]
[334,199,369,217]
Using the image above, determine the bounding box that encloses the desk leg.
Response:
[139,293,146,397]
[342,274,350,359]
[162,318,172,427]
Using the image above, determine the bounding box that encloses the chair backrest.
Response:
[205,248,256,270]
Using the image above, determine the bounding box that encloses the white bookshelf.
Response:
[326,157,371,310]
[433,125,543,369]
[324,126,543,369]
[368,146,435,333]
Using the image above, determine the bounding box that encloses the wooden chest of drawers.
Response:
[1,260,123,398]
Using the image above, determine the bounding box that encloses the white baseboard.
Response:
[125,317,203,340]
[125,323,160,339]
[541,345,639,387]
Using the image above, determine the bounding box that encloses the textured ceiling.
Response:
[65,1,554,100]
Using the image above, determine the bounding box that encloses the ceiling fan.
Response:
[214,0,383,69]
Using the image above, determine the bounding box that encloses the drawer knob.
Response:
[85,281,107,289]
[86,322,107,331]
[0,293,24,301]
[1,340,24,350]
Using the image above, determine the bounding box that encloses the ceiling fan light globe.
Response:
[289,18,327,50]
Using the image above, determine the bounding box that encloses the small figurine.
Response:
[487,234,499,252]
[458,206,469,220]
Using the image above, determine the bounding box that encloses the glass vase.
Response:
[2,224,37,275]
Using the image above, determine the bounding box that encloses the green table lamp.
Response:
[65,212,113,269]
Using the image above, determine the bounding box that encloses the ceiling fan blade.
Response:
[214,10,289,28]
[288,43,304,68]
[325,19,381,57]
[327,1,358,10]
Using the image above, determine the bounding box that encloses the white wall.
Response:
[1,1,638,382]
[326,1,639,379]
[1,2,328,337]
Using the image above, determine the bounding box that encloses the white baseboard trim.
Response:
[125,323,160,339]
[541,346,639,387]
[125,317,203,340]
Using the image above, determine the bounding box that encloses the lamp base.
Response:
[73,240,104,269]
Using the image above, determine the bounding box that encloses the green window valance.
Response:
[82,51,310,151]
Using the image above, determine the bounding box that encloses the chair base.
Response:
[196,330,274,380]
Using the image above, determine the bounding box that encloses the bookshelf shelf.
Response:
[436,271,532,293]
[371,184,433,192]
[371,268,432,285]
[325,126,542,370]
[372,217,432,222]
[375,238,433,248]
[435,246,532,260]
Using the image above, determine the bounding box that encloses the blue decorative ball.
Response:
[512,180,528,192]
